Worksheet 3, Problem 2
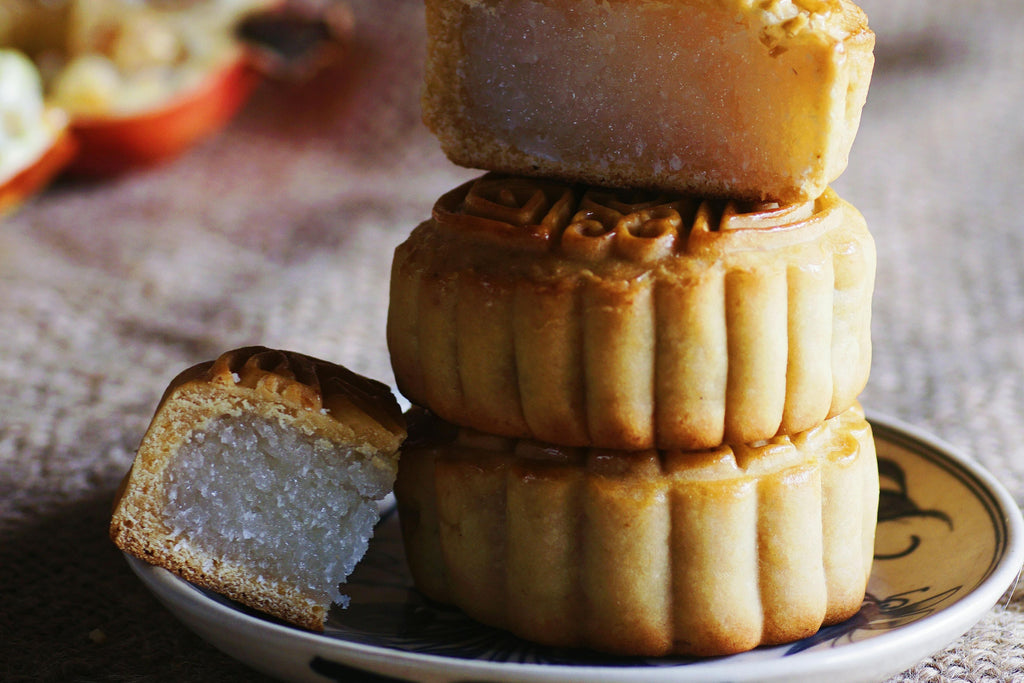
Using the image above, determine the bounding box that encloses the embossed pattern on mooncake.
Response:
[191,346,405,440]
[432,174,841,262]
[388,175,875,450]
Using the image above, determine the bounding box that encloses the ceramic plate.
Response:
[125,414,1024,683]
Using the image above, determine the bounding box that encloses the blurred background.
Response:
[1,0,1022,680]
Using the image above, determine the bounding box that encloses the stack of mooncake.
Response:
[388,0,878,656]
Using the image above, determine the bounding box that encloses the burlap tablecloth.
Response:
[2,0,1022,680]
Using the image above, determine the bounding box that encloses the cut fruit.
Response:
[0,123,76,216]
[65,55,260,175]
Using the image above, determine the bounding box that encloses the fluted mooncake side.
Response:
[387,175,875,451]
[394,404,878,657]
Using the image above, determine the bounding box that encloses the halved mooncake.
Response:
[422,0,875,202]
[110,346,406,630]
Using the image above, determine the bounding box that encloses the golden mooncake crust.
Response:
[394,403,878,657]
[110,346,407,631]
[156,345,407,453]
[422,0,874,202]
[388,175,875,451]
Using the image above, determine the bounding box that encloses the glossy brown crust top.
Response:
[428,173,846,268]
[159,346,406,451]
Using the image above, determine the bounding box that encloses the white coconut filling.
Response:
[161,413,394,608]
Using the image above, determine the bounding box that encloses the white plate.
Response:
[125,414,1024,683]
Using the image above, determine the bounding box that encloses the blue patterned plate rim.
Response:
[125,412,1024,683]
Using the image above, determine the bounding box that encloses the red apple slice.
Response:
[65,55,261,176]
[0,124,77,216]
